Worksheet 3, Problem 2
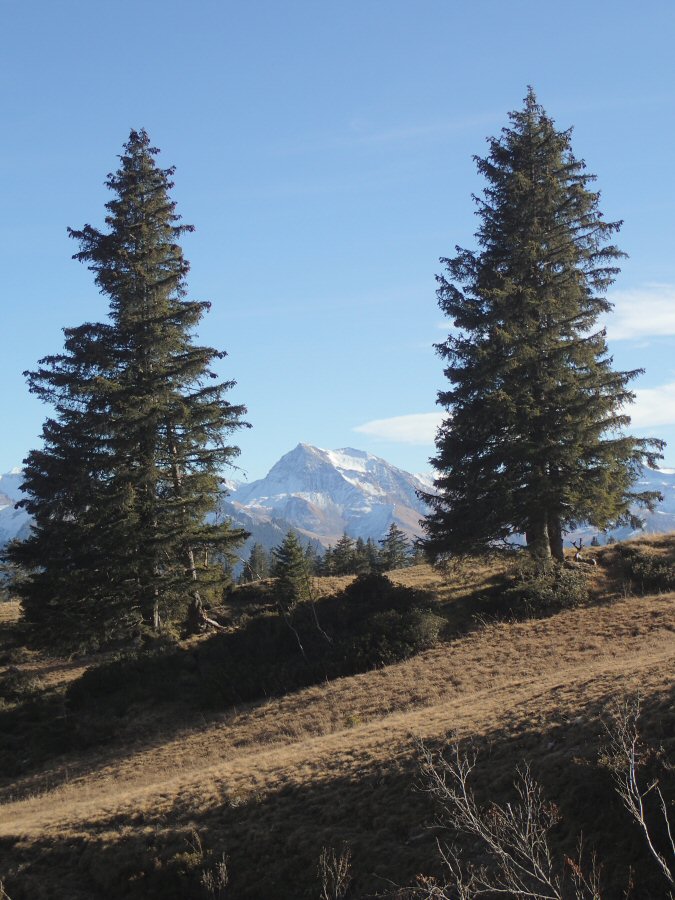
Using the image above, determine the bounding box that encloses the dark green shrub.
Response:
[67,574,444,714]
[0,667,44,704]
[504,562,589,615]
[345,607,444,667]
[620,546,675,593]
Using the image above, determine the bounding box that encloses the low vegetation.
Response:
[619,541,675,593]
[0,536,672,898]
[503,560,590,614]
[67,573,444,717]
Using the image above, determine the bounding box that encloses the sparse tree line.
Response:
[2,87,666,650]
[239,523,421,586]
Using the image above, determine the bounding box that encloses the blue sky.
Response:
[2,0,675,481]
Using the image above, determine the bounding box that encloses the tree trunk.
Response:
[547,513,564,562]
[152,587,160,631]
[525,513,551,563]
[186,546,205,633]
[167,423,204,634]
[186,592,204,633]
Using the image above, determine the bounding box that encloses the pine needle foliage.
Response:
[9,130,248,649]
[422,89,664,563]
[379,522,411,570]
[272,530,312,608]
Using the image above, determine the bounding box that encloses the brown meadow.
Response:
[0,537,673,898]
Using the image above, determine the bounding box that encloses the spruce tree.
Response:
[332,533,356,575]
[422,90,664,562]
[272,530,311,607]
[10,129,248,647]
[239,542,271,583]
[320,545,335,576]
[379,523,411,570]
[353,536,371,574]
[303,541,322,576]
[365,537,381,572]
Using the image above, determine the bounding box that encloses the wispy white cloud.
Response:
[606,284,675,341]
[631,382,675,428]
[434,284,675,343]
[354,381,675,446]
[354,412,443,444]
[272,112,500,156]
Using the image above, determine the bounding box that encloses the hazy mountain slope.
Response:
[229,443,430,546]
[2,450,674,552]
[0,469,31,544]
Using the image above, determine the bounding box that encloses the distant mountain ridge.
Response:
[2,448,675,554]
[0,470,31,546]
[226,443,432,548]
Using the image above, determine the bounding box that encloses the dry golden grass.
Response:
[0,537,673,898]
[0,600,20,626]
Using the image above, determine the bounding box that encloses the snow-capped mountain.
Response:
[602,466,675,539]
[1,448,674,553]
[227,443,431,547]
[0,469,31,546]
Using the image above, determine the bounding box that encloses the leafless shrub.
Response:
[415,740,601,899]
[0,880,12,900]
[318,843,352,900]
[604,697,674,894]
[201,853,229,898]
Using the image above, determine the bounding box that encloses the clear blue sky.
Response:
[2,0,675,481]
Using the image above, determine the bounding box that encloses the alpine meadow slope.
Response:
[0,539,673,898]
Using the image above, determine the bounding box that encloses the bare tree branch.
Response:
[318,844,352,900]
[604,697,674,891]
[415,740,601,899]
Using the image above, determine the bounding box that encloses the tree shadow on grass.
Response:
[1,682,672,900]
[0,560,663,806]
[0,576,444,798]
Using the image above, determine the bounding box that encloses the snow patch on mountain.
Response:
[2,451,674,553]
[0,471,31,545]
[229,444,429,546]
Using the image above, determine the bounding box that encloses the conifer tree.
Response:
[303,541,322,576]
[239,542,270,583]
[365,537,381,572]
[422,90,664,563]
[10,130,248,647]
[332,533,356,575]
[272,530,311,607]
[353,536,371,574]
[379,522,411,570]
[320,545,335,576]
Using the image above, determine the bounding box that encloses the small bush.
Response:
[68,574,444,714]
[504,562,589,615]
[620,546,675,593]
[0,667,44,704]
[345,607,444,667]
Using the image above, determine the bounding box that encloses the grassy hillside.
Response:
[0,538,673,898]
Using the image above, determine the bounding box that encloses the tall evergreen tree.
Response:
[379,522,411,570]
[332,533,356,575]
[422,90,663,563]
[272,530,311,607]
[239,542,271,583]
[9,130,248,647]
[365,537,381,572]
[303,541,322,576]
[320,545,335,576]
[353,536,371,574]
